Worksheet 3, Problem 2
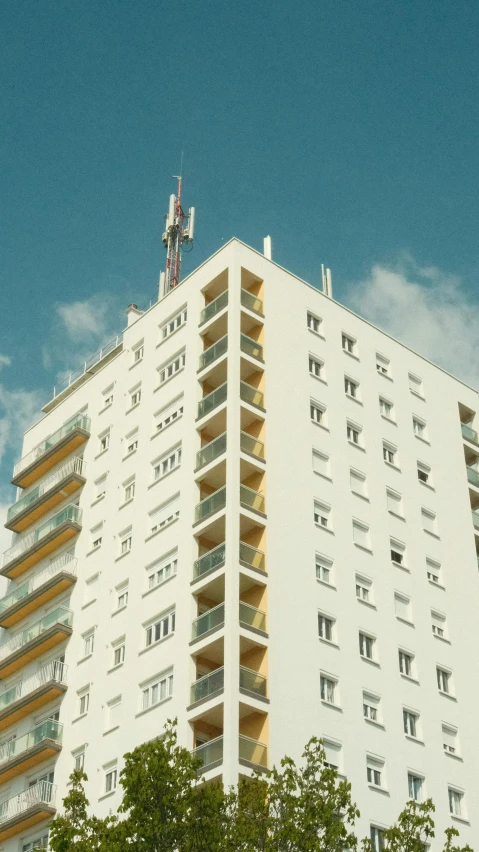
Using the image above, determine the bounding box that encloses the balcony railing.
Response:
[241,289,263,315]
[0,780,56,825]
[240,484,265,514]
[3,505,82,569]
[197,382,227,420]
[0,660,67,713]
[196,434,227,469]
[462,423,479,444]
[472,511,479,530]
[239,666,267,697]
[193,735,223,769]
[239,601,267,633]
[467,466,479,487]
[192,603,225,640]
[239,734,267,767]
[7,459,86,524]
[239,541,266,572]
[51,334,123,400]
[199,335,228,371]
[240,432,265,460]
[200,290,228,325]
[0,554,77,616]
[13,414,91,479]
[240,381,264,409]
[0,607,73,663]
[193,543,226,579]
[190,667,224,704]
[0,718,63,767]
[195,487,226,523]
[241,333,263,361]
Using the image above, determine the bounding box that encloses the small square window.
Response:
[78,689,90,716]
[312,449,330,478]
[408,772,423,802]
[379,397,394,419]
[120,535,132,555]
[345,376,360,399]
[421,508,437,535]
[442,724,459,755]
[383,441,397,466]
[413,416,427,439]
[376,354,390,376]
[309,356,323,378]
[366,755,384,788]
[448,787,465,817]
[314,500,332,529]
[390,538,406,567]
[310,400,326,425]
[307,312,322,334]
[116,583,129,610]
[131,388,142,407]
[83,631,94,657]
[73,748,85,771]
[347,421,362,446]
[394,593,412,622]
[403,709,419,738]
[91,523,103,551]
[426,558,442,586]
[409,372,424,398]
[356,574,372,603]
[387,488,403,517]
[95,474,107,500]
[320,673,337,705]
[123,479,135,503]
[363,691,381,723]
[359,632,375,660]
[105,765,118,793]
[350,468,367,497]
[399,649,415,678]
[342,333,356,355]
[353,520,370,550]
[316,553,333,585]
[417,461,431,484]
[99,431,110,453]
[318,613,335,643]
[113,643,125,667]
[133,345,144,363]
[431,610,447,639]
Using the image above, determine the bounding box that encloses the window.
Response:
[448,787,464,817]
[133,342,144,363]
[323,739,342,771]
[350,468,367,497]
[399,649,415,678]
[116,582,129,610]
[403,709,419,738]
[367,755,384,788]
[126,428,139,455]
[155,395,184,433]
[318,613,335,643]
[417,461,431,484]
[312,449,330,478]
[91,523,103,550]
[314,500,331,529]
[149,494,180,534]
[431,610,447,639]
[310,400,326,425]
[78,688,90,716]
[73,747,85,771]
[123,478,135,503]
[307,312,322,334]
[145,610,176,647]
[130,386,142,407]
[426,558,442,585]
[413,416,427,439]
[158,350,186,385]
[409,372,424,398]
[84,573,99,605]
[394,593,412,622]
[437,666,451,694]
[353,520,370,550]
[320,674,337,705]
[99,430,110,453]
[370,826,386,852]
[153,445,182,480]
[104,763,118,793]
[106,696,121,731]
[147,550,178,590]
[344,376,359,399]
[421,508,437,535]
[379,396,394,419]
[363,692,381,723]
[359,632,375,660]
[160,307,187,340]
[376,353,390,377]
[120,533,132,555]
[309,356,323,378]
[387,488,403,517]
[342,333,356,355]
[141,669,174,710]
[102,385,114,408]
[95,474,107,500]
[347,421,362,445]
[356,574,372,603]
[408,773,423,802]
[390,538,406,567]
[316,553,333,585]
[22,833,49,852]
[112,637,125,667]
[82,630,94,657]
[442,724,458,755]
[383,441,397,465]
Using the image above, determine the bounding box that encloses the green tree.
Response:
[48,769,119,852]
[360,800,473,852]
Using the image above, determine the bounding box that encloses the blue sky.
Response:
[1,0,479,509]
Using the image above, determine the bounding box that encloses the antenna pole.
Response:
[161,172,195,297]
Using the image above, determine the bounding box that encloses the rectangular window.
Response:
[130,386,141,407]
[307,312,322,334]
[442,724,458,755]
[120,534,132,555]
[350,468,367,497]
[141,669,174,710]
[356,574,372,603]
[104,764,118,793]
[408,773,423,802]
[363,692,380,723]
[323,739,342,771]
[106,696,121,731]
[99,430,110,453]
[403,709,419,738]
[78,689,90,716]
[413,416,427,439]
[123,478,135,502]
[359,632,375,660]
[318,613,335,643]
[448,788,464,817]
[73,748,85,771]
[116,582,129,610]
[342,333,356,355]
[309,356,323,378]
[315,553,333,585]
[376,354,390,376]
[431,610,447,639]
[95,474,107,500]
[344,376,359,399]
[379,397,394,419]
[387,488,403,516]
[90,522,103,551]
[160,307,187,340]
[158,350,186,385]
[84,573,99,606]
[113,642,125,667]
[370,826,385,852]
[312,449,330,477]
[133,343,144,363]
[145,610,176,647]
[147,549,178,590]
[421,508,437,535]
[320,674,337,705]
[155,395,184,433]
[417,461,431,484]
[102,385,114,408]
[314,500,331,529]
[366,756,384,788]
[353,520,370,550]
[22,834,49,852]
[383,441,397,465]
[390,538,406,567]
[153,445,182,481]
[310,400,326,425]
[347,421,362,445]
[394,593,412,622]
[426,558,442,585]
[83,631,94,657]
[399,650,414,678]
[409,373,424,398]
[149,495,180,534]
[125,428,138,455]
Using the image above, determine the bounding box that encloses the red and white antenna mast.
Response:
[160,174,195,297]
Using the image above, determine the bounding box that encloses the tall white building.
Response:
[0,238,477,851]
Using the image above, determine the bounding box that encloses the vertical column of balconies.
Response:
[458,404,479,563]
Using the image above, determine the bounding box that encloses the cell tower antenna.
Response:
[160,169,195,298]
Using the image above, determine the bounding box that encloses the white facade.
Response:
[0,238,478,850]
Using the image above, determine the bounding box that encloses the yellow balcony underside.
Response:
[6,475,85,533]
[0,624,73,680]
[0,683,67,732]
[0,805,56,842]
[0,573,77,629]
[2,522,81,580]
[0,740,61,784]
[12,429,89,489]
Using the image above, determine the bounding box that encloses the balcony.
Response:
[241,333,263,361]
[197,382,227,420]
[193,543,226,580]
[192,603,225,641]
[239,734,267,768]
[196,434,227,470]
[0,554,77,628]
[0,606,73,679]
[12,414,90,488]
[0,660,67,732]
[240,381,264,409]
[195,487,226,524]
[467,466,479,487]
[2,505,82,580]
[240,485,265,515]
[239,542,266,572]
[193,735,223,772]
[240,432,265,461]
[44,334,123,414]
[239,601,267,633]
[200,290,228,325]
[241,289,264,315]
[239,666,267,698]
[0,718,63,784]
[0,780,56,843]
[472,511,479,530]
[190,667,224,705]
[198,335,228,372]
[462,423,479,445]
[6,458,86,532]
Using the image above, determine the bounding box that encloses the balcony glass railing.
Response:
[200,290,228,325]
[199,335,228,371]
[191,603,225,640]
[239,734,267,767]
[196,434,227,469]
[240,484,265,514]
[241,289,263,315]
[0,606,73,663]
[239,666,267,697]
[195,487,226,523]
[13,414,91,479]
[240,333,263,361]
[193,543,226,579]
[239,601,267,633]
[0,554,77,615]
[240,381,264,409]
[197,382,227,419]
[0,718,63,767]
[0,780,56,825]
[3,505,82,568]
[193,735,223,769]
[190,667,225,704]
[472,511,479,530]
[462,423,479,444]
[467,466,479,487]
[7,459,86,523]
[240,432,265,460]
[0,660,67,713]
[239,542,266,572]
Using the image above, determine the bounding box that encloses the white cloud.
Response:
[0,387,42,468]
[0,355,11,372]
[345,257,479,389]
